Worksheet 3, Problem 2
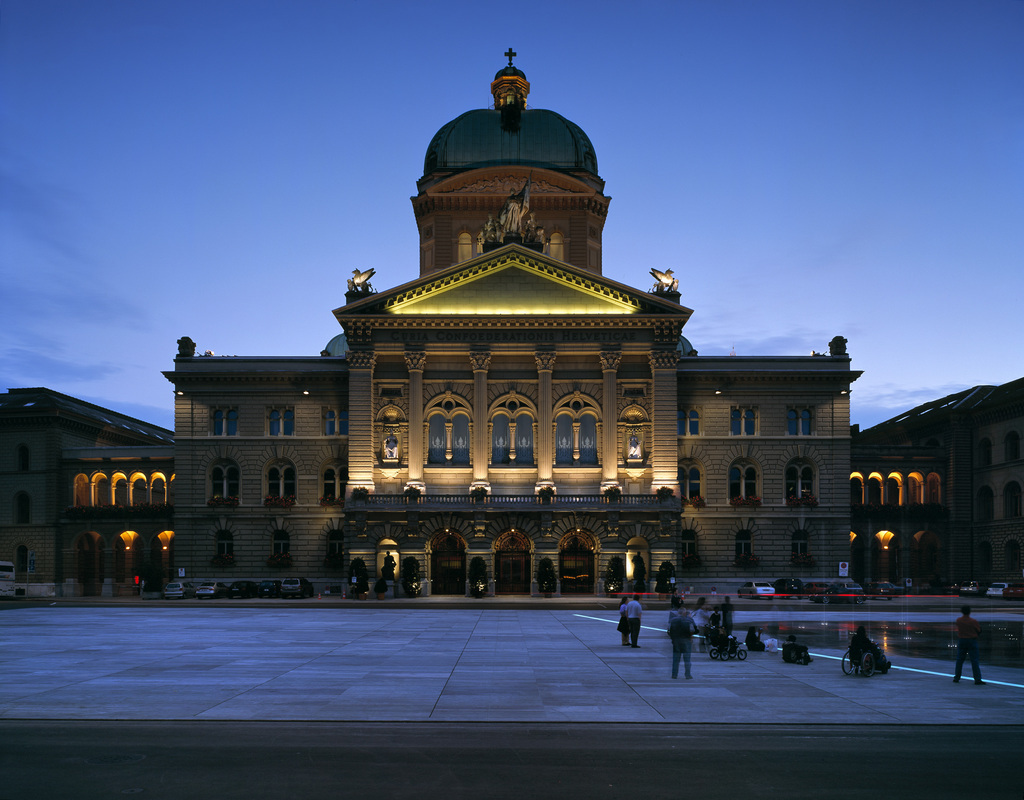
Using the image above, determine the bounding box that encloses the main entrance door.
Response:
[495,529,531,594]
[559,531,595,594]
[430,532,466,595]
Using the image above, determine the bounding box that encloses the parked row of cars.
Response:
[737,579,908,603]
[163,578,315,600]
[956,581,1024,599]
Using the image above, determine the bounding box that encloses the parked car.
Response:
[985,582,1009,598]
[1002,584,1024,600]
[819,582,865,604]
[865,581,904,599]
[772,578,804,598]
[195,581,230,599]
[227,580,258,598]
[280,577,315,598]
[803,582,830,600]
[162,581,195,599]
[958,581,985,596]
[257,579,282,598]
[737,581,775,599]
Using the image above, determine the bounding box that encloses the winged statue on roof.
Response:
[650,268,678,293]
[348,268,376,294]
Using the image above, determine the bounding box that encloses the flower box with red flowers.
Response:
[207,496,240,508]
[729,496,762,508]
[264,495,296,509]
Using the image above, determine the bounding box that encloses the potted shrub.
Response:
[350,487,370,502]
[470,486,489,503]
[605,556,624,596]
[401,556,421,598]
[537,557,557,596]
[403,486,422,502]
[349,557,369,599]
[468,556,488,598]
[374,576,389,600]
[655,486,675,502]
[537,486,555,504]
[603,486,622,503]
[654,560,675,596]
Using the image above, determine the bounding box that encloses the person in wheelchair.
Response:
[781,635,812,665]
[850,626,890,673]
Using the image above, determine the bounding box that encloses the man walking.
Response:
[626,594,643,648]
[953,605,984,685]
[669,602,695,679]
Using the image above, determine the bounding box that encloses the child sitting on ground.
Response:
[782,634,812,665]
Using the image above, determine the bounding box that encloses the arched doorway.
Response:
[76,532,104,597]
[495,529,531,594]
[429,531,466,596]
[154,531,174,582]
[850,531,865,583]
[559,530,595,594]
[912,529,941,587]
[871,530,899,583]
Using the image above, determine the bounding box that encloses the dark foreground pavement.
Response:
[2,721,1021,800]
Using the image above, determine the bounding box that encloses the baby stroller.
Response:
[842,637,891,677]
[708,627,747,661]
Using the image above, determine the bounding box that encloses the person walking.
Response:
[626,594,643,647]
[721,596,734,636]
[953,605,984,685]
[617,595,630,646]
[691,597,710,652]
[669,599,695,679]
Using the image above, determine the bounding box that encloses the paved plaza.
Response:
[1,601,1021,725]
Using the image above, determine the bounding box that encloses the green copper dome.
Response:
[423,108,599,177]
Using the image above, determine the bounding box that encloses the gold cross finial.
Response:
[504,48,516,67]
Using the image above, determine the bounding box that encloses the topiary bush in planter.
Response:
[537,557,557,595]
[349,556,369,599]
[605,556,625,595]
[401,556,421,597]
[655,560,675,594]
[468,556,488,598]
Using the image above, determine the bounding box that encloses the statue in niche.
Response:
[627,434,642,459]
[632,554,646,585]
[497,178,530,239]
[381,551,396,581]
[384,434,398,459]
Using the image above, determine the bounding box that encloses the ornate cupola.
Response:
[491,48,530,131]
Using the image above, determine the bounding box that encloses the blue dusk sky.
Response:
[2,0,1022,433]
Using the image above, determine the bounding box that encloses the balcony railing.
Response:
[360,494,673,507]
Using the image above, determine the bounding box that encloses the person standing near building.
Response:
[626,594,643,647]
[617,595,630,646]
[691,597,710,651]
[953,605,984,685]
[721,596,734,636]
[669,600,695,679]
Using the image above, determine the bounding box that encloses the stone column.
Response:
[535,351,556,486]
[470,351,491,487]
[405,352,426,488]
[649,350,680,494]
[346,351,377,494]
[600,351,621,489]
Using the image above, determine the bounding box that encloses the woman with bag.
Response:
[617,596,630,645]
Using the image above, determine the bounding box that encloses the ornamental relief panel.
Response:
[440,175,581,195]
[487,382,538,407]
[617,394,652,418]
[552,382,603,409]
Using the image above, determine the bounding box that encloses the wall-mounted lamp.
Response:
[176,391,184,396]
[302,390,309,395]
[714,390,722,395]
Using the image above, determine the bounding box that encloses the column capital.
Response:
[599,351,622,371]
[535,351,557,371]
[469,351,491,372]
[404,351,427,371]
[347,351,377,370]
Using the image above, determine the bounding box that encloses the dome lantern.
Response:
[491,48,530,132]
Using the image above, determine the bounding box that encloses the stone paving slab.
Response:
[0,607,1020,724]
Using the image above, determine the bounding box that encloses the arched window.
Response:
[678,408,700,435]
[112,475,129,506]
[1006,540,1021,573]
[267,463,296,499]
[151,476,167,504]
[94,474,110,506]
[850,475,864,504]
[215,530,233,556]
[578,414,598,464]
[791,529,809,556]
[785,462,815,502]
[457,231,473,262]
[272,530,290,555]
[427,414,446,464]
[211,463,240,500]
[729,462,758,500]
[787,408,811,435]
[978,439,992,467]
[514,412,534,464]
[326,530,343,558]
[322,467,344,502]
[269,408,294,436]
[731,407,756,436]
[885,475,902,505]
[17,444,30,471]
[1005,431,1021,462]
[734,530,752,557]
[679,465,702,501]
[555,414,574,464]
[1004,482,1022,519]
[131,475,148,505]
[548,231,564,261]
[213,409,238,436]
[867,476,883,505]
[451,414,470,465]
[906,474,924,505]
[492,414,510,465]
[926,473,941,503]
[74,474,90,506]
[14,492,30,524]
[977,486,994,522]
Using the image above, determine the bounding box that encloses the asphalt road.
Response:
[2,721,1020,800]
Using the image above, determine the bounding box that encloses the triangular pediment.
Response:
[335,245,691,320]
